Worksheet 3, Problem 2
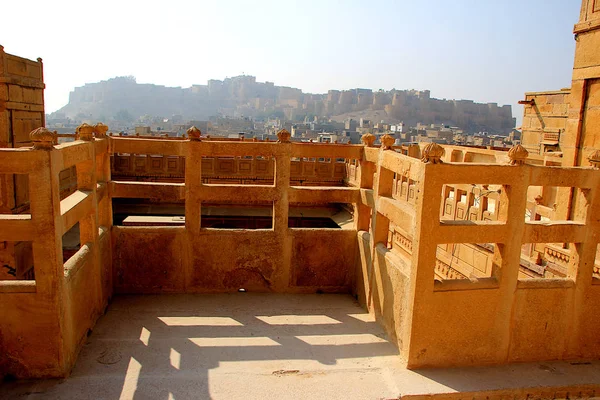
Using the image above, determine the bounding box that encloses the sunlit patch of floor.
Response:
[2,294,600,400]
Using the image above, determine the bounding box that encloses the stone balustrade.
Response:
[1,125,600,379]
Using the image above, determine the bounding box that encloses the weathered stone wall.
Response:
[0,47,45,213]
[521,89,570,155]
[112,226,356,293]
[0,130,112,379]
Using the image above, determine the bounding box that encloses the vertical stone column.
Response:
[28,127,67,372]
[494,145,529,361]
[273,129,291,233]
[94,123,112,302]
[403,143,445,364]
[185,126,202,233]
[94,123,111,228]
[75,123,102,317]
[565,150,600,356]
[354,134,374,231]
[370,135,395,247]
[28,128,62,292]
[75,124,98,246]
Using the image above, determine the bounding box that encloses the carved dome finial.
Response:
[588,149,600,169]
[77,123,95,141]
[30,127,56,150]
[380,134,395,150]
[421,142,445,164]
[277,129,291,143]
[93,122,109,138]
[187,126,202,141]
[507,144,528,165]
[361,133,376,147]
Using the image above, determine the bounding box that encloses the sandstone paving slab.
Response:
[2,294,600,399]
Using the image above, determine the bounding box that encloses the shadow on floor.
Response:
[1,293,403,400]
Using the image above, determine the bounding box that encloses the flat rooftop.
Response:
[2,294,600,399]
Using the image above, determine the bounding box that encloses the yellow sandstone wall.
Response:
[564,0,600,167]
[112,227,356,293]
[521,90,570,155]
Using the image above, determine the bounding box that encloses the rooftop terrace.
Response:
[1,125,600,399]
[3,294,600,399]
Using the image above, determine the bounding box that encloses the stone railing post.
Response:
[75,123,98,244]
[76,123,103,312]
[28,128,63,295]
[371,136,395,246]
[274,129,291,233]
[185,126,202,233]
[94,123,111,228]
[354,134,375,231]
[565,148,600,356]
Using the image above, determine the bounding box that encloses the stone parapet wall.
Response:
[521,89,570,156]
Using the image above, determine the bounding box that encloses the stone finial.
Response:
[380,134,395,150]
[93,122,109,138]
[30,127,56,150]
[187,126,202,141]
[588,149,600,169]
[421,142,445,164]
[507,144,528,165]
[277,129,291,143]
[77,123,95,141]
[361,133,376,147]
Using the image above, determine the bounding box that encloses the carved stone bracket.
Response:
[30,127,56,150]
[277,129,291,143]
[421,142,445,164]
[77,123,95,141]
[588,149,600,169]
[187,126,202,141]
[380,134,395,150]
[507,144,528,165]
[361,133,375,147]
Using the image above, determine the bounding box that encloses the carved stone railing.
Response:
[111,153,347,185]
[3,124,600,379]
[0,124,112,378]
[356,139,600,368]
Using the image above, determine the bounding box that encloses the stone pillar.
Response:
[565,149,600,356]
[490,145,529,362]
[28,127,67,373]
[94,123,113,302]
[403,143,445,365]
[354,134,375,231]
[273,129,291,233]
[78,124,103,314]
[185,126,202,233]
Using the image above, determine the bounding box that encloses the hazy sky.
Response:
[1,0,580,125]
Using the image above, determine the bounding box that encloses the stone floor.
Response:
[2,294,600,399]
